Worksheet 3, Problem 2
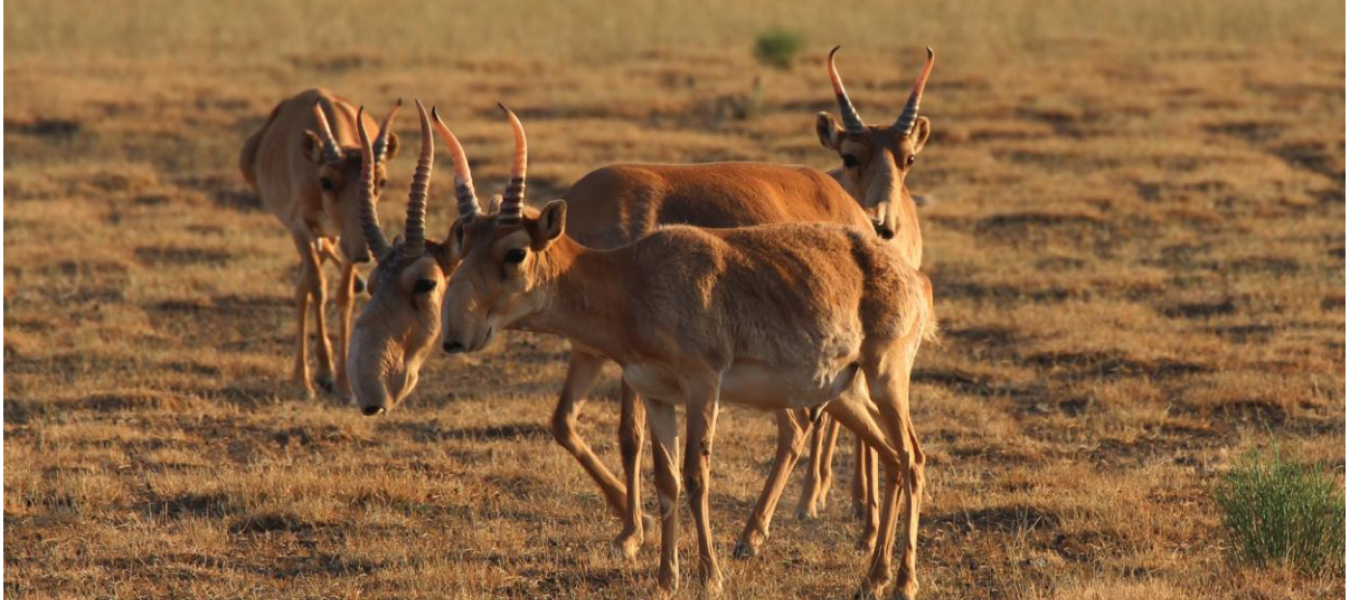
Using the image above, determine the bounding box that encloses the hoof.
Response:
[854,582,888,600]
[314,374,337,394]
[610,530,643,560]
[656,573,679,598]
[892,579,917,600]
[732,535,761,559]
[703,574,724,596]
[854,573,895,600]
[292,381,316,401]
[796,506,819,521]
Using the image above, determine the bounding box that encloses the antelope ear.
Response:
[908,117,931,155]
[534,199,567,248]
[382,132,401,160]
[816,112,843,150]
[301,130,326,164]
[448,219,467,259]
[487,194,503,215]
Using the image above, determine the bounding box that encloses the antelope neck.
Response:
[517,236,636,363]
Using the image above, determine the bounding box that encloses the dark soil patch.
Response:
[135,246,233,267]
[1025,350,1210,380]
[6,117,81,138]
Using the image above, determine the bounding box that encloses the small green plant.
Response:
[1214,444,1345,576]
[753,28,804,70]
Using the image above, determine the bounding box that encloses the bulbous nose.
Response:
[362,405,386,416]
[442,341,464,354]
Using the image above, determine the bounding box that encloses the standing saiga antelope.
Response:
[800,45,936,523]
[438,110,938,599]
[239,89,401,398]
[347,101,860,560]
[344,47,938,560]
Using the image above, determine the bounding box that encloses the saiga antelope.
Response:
[240,89,401,398]
[800,45,936,523]
[348,102,863,559]
[344,47,938,559]
[438,110,937,599]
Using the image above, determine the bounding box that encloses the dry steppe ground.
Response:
[4,1,1345,598]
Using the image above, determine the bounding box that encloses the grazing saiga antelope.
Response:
[239,88,401,398]
[438,110,937,599]
[345,47,938,560]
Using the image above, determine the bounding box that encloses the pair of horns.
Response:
[313,98,399,164]
[828,46,935,136]
[356,101,530,261]
[431,104,528,226]
[356,99,431,260]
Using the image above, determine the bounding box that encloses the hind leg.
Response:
[735,408,812,558]
[796,415,828,519]
[856,439,880,552]
[645,398,681,595]
[860,339,923,600]
[814,415,842,510]
[852,435,868,518]
[681,374,724,593]
[820,385,903,598]
[614,380,652,559]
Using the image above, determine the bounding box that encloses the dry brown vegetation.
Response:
[4,0,1346,598]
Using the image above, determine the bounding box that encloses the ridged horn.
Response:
[312,98,345,164]
[402,100,433,259]
[355,107,392,259]
[372,98,403,164]
[828,46,866,134]
[497,104,527,226]
[430,106,482,222]
[894,47,935,136]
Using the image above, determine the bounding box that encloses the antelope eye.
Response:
[906,155,916,167]
[378,179,388,189]
[319,177,335,191]
[842,154,860,168]
[412,278,437,294]
[504,248,527,264]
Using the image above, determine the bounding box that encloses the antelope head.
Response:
[441,106,564,355]
[346,99,457,416]
[302,99,402,263]
[816,46,934,242]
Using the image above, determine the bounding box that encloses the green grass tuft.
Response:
[1214,444,1345,576]
[753,28,804,70]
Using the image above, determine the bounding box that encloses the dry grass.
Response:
[4,0,1345,598]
